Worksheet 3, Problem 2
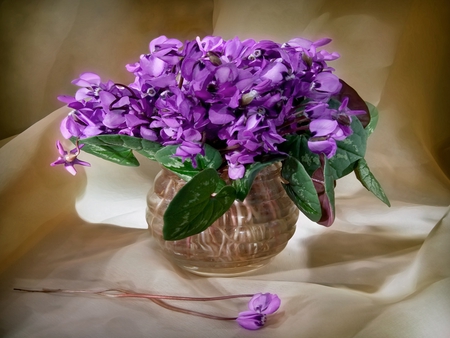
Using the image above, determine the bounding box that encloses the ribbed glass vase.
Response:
[146,164,298,276]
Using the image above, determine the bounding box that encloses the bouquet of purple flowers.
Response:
[53,35,389,240]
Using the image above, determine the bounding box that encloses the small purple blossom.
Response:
[308,119,343,158]
[236,293,281,330]
[50,141,90,175]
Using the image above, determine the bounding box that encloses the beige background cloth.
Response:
[1,0,450,337]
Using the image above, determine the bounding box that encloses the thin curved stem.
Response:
[13,288,254,302]
[149,298,237,321]
[13,287,248,322]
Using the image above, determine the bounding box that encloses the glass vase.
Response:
[146,164,299,276]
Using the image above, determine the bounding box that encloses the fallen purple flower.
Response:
[14,287,280,330]
[237,293,281,330]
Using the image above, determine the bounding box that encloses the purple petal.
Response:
[147,74,177,88]
[153,37,182,52]
[215,64,237,83]
[287,37,313,49]
[309,119,338,137]
[313,72,341,94]
[261,62,288,83]
[246,114,262,130]
[243,139,260,152]
[228,163,245,180]
[59,116,73,139]
[103,112,126,129]
[125,62,140,73]
[114,96,130,108]
[248,293,281,314]
[162,117,181,128]
[75,88,92,101]
[224,36,241,60]
[73,158,91,167]
[141,56,166,77]
[71,72,101,87]
[181,58,198,81]
[99,91,116,113]
[82,126,103,137]
[140,126,159,141]
[308,138,337,158]
[183,129,202,142]
[64,163,77,176]
[149,35,169,52]
[209,104,234,124]
[261,131,285,152]
[236,311,266,330]
[50,158,65,166]
[62,115,84,138]
[57,95,76,104]
[125,115,148,128]
[312,38,332,47]
[55,140,65,156]
[253,79,272,92]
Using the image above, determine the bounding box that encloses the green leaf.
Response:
[163,168,236,240]
[278,134,320,176]
[313,154,335,226]
[365,101,379,136]
[155,144,223,182]
[72,138,137,166]
[232,156,284,201]
[73,135,163,166]
[355,158,391,206]
[196,144,223,170]
[155,146,195,181]
[281,156,322,222]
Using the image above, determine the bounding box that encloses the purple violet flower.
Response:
[305,96,366,157]
[307,119,343,158]
[50,141,90,175]
[236,293,281,330]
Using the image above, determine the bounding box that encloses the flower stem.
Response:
[13,287,252,321]
[149,298,237,321]
[14,288,253,301]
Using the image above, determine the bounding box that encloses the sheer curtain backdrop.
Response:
[0,1,449,337]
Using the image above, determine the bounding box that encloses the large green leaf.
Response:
[73,135,163,166]
[163,168,236,240]
[155,144,223,182]
[355,158,391,206]
[364,101,379,136]
[281,156,322,222]
[232,156,285,201]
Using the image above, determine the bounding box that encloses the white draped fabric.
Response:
[1,1,449,337]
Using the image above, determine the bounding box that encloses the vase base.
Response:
[171,258,274,277]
